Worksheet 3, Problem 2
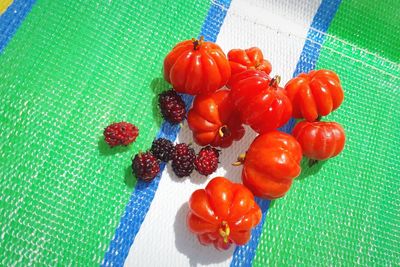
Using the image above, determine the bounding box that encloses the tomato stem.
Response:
[218,221,230,243]
[269,75,281,88]
[232,153,246,166]
[192,36,204,50]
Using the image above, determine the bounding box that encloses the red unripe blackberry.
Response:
[158,89,186,124]
[104,122,139,147]
[132,151,160,182]
[171,143,195,177]
[150,138,175,162]
[194,146,220,176]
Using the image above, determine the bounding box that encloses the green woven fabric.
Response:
[330,0,400,62]
[253,0,400,266]
[0,0,209,265]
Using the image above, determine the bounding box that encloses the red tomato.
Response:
[163,37,231,95]
[241,131,302,199]
[227,47,272,77]
[284,69,344,122]
[187,177,262,250]
[187,90,245,148]
[229,70,292,133]
[292,120,346,160]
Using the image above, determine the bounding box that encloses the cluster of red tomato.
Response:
[163,37,346,250]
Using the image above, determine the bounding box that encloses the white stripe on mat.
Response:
[124,0,321,266]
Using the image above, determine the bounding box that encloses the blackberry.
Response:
[104,122,139,147]
[132,151,160,182]
[194,146,220,176]
[158,89,186,124]
[171,143,195,177]
[150,138,175,162]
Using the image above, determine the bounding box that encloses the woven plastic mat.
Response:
[1,0,399,266]
[0,0,211,265]
[253,0,400,265]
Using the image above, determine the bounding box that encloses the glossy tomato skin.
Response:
[228,47,272,77]
[163,38,231,95]
[187,90,245,148]
[187,177,262,250]
[242,131,302,199]
[285,69,344,122]
[292,121,345,160]
[229,70,292,133]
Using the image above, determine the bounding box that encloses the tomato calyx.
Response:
[308,158,319,167]
[218,125,231,138]
[192,36,205,50]
[218,221,231,243]
[232,153,246,166]
[269,75,281,89]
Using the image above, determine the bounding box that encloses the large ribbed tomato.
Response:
[187,177,261,250]
[228,47,272,77]
[229,70,292,133]
[292,120,346,161]
[163,37,231,95]
[187,89,245,148]
[284,69,344,122]
[241,131,302,199]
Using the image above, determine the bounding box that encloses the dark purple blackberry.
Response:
[132,151,160,182]
[171,143,195,177]
[150,138,175,162]
[158,89,186,124]
[194,146,220,176]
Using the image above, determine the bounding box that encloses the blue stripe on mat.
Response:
[0,0,36,53]
[101,0,232,266]
[230,1,342,266]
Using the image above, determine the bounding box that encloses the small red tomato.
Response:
[187,89,245,148]
[292,120,346,161]
[241,131,302,199]
[163,37,231,95]
[285,69,344,122]
[187,177,262,250]
[229,70,292,133]
[227,47,272,77]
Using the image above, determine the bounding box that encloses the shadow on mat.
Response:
[124,164,136,189]
[296,157,326,181]
[98,136,131,156]
[150,77,170,128]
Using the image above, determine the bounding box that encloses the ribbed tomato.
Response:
[227,47,272,77]
[187,177,262,250]
[284,69,344,122]
[292,120,346,161]
[241,131,302,199]
[187,89,245,148]
[163,37,231,95]
[229,70,292,133]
